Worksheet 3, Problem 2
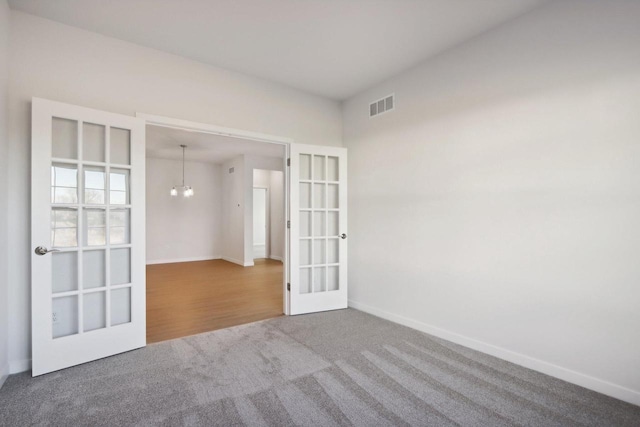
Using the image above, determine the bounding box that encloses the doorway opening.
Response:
[143,121,288,344]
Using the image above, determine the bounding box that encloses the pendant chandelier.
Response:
[170,144,194,197]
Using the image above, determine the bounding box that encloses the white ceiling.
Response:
[146,125,285,164]
[9,0,546,100]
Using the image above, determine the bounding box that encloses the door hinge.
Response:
[287,158,290,167]
[287,220,290,229]
[287,283,291,291]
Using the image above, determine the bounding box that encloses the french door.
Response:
[289,144,348,315]
[31,98,146,376]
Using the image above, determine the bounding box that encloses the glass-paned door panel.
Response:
[32,97,145,376]
[289,144,347,315]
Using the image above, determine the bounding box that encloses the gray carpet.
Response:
[1,309,638,426]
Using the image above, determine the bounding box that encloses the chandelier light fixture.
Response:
[171,144,194,197]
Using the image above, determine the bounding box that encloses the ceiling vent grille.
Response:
[370,94,394,118]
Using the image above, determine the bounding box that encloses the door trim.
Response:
[136,113,292,315]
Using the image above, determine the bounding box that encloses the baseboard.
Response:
[348,299,640,407]
[270,255,283,262]
[0,362,9,389]
[146,255,221,265]
[9,358,31,374]
[222,256,254,267]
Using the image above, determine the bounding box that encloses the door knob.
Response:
[340,233,347,240]
[34,246,60,256]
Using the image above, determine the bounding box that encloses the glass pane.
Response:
[111,287,131,326]
[328,156,339,181]
[52,295,78,338]
[300,183,311,209]
[110,169,129,205]
[299,154,311,180]
[83,250,105,289]
[110,248,131,285]
[328,239,339,264]
[313,211,325,237]
[300,268,311,294]
[84,167,106,205]
[52,251,77,293]
[328,212,339,237]
[83,122,105,163]
[110,209,130,244]
[313,239,325,265]
[328,266,339,291]
[313,184,325,209]
[328,184,338,209]
[52,118,77,159]
[314,267,326,293]
[84,209,106,246]
[300,239,311,266]
[51,208,78,248]
[313,156,325,181]
[83,291,106,332]
[300,211,311,237]
[51,164,78,204]
[111,128,131,165]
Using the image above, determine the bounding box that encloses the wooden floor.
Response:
[146,258,284,344]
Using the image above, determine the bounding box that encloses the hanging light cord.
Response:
[181,144,186,187]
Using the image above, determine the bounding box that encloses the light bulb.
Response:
[170,187,178,196]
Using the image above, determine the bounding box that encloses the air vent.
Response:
[369,94,394,118]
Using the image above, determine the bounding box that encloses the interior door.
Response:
[289,144,347,315]
[31,98,146,376]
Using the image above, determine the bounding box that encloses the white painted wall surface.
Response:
[252,188,267,258]
[0,0,10,388]
[343,0,640,404]
[7,11,341,371]
[221,156,246,266]
[146,158,222,264]
[253,168,285,261]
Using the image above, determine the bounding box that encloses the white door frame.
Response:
[252,186,270,260]
[136,113,292,315]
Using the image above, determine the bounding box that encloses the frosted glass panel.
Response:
[84,167,106,205]
[300,183,311,209]
[51,208,78,248]
[327,156,339,181]
[300,211,311,237]
[313,155,325,181]
[328,239,339,264]
[83,122,105,162]
[111,287,131,326]
[52,251,77,293]
[52,118,77,159]
[83,291,106,332]
[110,248,131,285]
[110,209,130,244]
[300,239,311,266]
[299,154,311,180]
[51,164,78,204]
[328,266,339,291]
[110,127,131,165]
[314,267,326,293]
[83,250,105,289]
[328,212,339,236]
[110,169,129,205]
[52,296,78,338]
[313,211,325,237]
[328,184,338,209]
[313,239,325,265]
[300,268,311,294]
[84,209,106,246]
[313,184,325,209]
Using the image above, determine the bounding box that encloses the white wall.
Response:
[343,0,640,405]
[0,0,10,388]
[146,158,222,264]
[253,168,285,261]
[7,11,342,371]
[221,156,246,266]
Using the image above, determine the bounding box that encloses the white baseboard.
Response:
[146,255,221,265]
[222,256,254,267]
[9,358,31,374]
[270,255,283,262]
[0,362,9,389]
[348,299,640,407]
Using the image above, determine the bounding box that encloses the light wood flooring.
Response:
[146,258,284,344]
